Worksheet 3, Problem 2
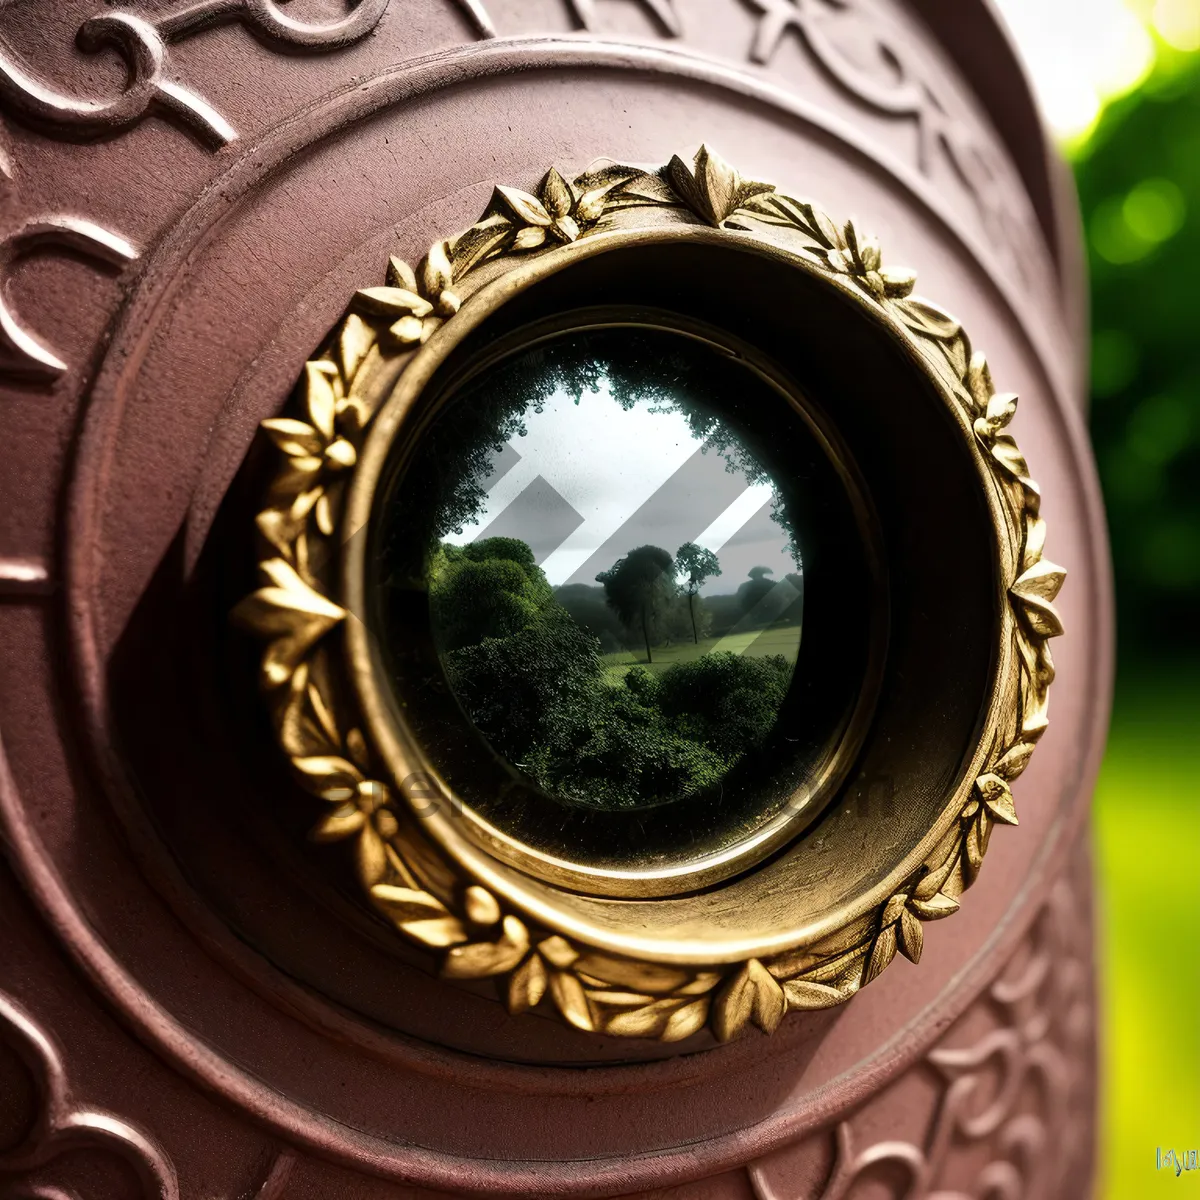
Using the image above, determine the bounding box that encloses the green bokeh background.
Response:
[1070,50,1200,1196]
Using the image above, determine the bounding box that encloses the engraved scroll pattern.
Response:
[0,991,179,1200]
[748,881,1094,1200]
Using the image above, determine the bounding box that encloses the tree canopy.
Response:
[427,535,795,810]
[675,542,721,643]
[596,544,679,663]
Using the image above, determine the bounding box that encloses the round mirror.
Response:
[367,318,882,891]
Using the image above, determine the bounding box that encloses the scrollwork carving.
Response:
[748,881,1093,1198]
[453,0,682,38]
[744,0,1039,286]
[0,0,389,151]
[0,991,179,1200]
[0,216,138,380]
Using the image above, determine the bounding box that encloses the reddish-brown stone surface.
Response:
[0,1,1108,1196]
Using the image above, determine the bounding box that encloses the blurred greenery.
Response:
[1071,48,1200,1197]
[1076,54,1200,648]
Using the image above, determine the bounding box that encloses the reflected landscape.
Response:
[418,328,804,811]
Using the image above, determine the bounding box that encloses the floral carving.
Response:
[0,991,179,1199]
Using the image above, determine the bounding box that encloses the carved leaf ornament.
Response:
[234,146,1064,1043]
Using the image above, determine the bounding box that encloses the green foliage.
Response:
[676,541,722,643]
[553,583,629,652]
[596,544,680,661]
[431,536,794,810]
[431,538,553,654]
[655,652,793,759]
[522,685,730,810]
[1074,58,1200,654]
[675,542,722,593]
[738,565,778,613]
[443,606,604,765]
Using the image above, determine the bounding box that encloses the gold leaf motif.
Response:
[539,167,574,218]
[539,935,580,969]
[260,417,322,458]
[713,958,785,1042]
[236,147,1059,1042]
[507,954,547,1015]
[985,391,1019,430]
[668,145,772,226]
[964,818,985,877]
[443,915,530,979]
[386,256,418,291]
[552,214,580,243]
[292,754,363,802]
[782,979,846,1010]
[603,997,685,1039]
[908,891,960,920]
[572,952,689,994]
[967,353,995,414]
[661,998,710,1042]
[913,854,957,901]
[549,970,594,1031]
[586,989,658,1008]
[1016,593,1066,639]
[880,266,916,297]
[370,884,449,923]
[388,314,425,345]
[512,226,547,252]
[898,910,924,963]
[311,805,365,842]
[450,215,512,275]
[1011,559,1066,605]
[304,362,337,439]
[896,298,962,341]
[976,773,1019,826]
[355,824,387,887]
[420,240,454,298]
[864,923,897,985]
[464,885,501,927]
[495,185,552,227]
[575,179,627,222]
[678,971,723,996]
[993,742,1036,781]
[231,558,346,687]
[987,434,1032,482]
[323,438,357,470]
[882,893,908,926]
[402,916,470,948]
[313,491,333,536]
[354,287,433,318]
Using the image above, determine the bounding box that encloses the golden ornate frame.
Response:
[234,147,1064,1043]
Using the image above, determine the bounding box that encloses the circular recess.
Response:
[366,316,880,893]
[342,226,1006,956]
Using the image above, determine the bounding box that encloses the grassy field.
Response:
[1094,667,1200,1197]
[600,623,801,683]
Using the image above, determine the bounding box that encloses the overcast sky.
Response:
[443,383,800,596]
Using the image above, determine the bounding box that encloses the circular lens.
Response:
[367,319,878,883]
[427,335,803,813]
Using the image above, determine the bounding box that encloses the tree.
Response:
[675,542,721,643]
[429,537,553,653]
[737,565,777,616]
[596,544,677,663]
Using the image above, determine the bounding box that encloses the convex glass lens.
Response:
[415,328,805,811]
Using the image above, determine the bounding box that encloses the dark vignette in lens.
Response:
[368,325,875,870]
